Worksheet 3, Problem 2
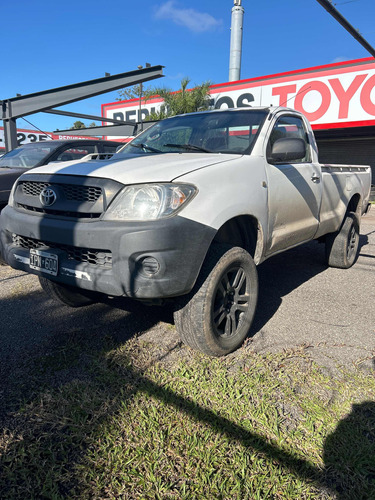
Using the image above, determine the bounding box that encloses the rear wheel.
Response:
[325,212,360,269]
[39,277,97,307]
[174,245,258,356]
[0,206,6,264]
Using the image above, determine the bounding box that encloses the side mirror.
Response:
[267,137,306,164]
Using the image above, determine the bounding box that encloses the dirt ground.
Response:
[0,206,374,418]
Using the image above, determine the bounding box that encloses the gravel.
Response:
[0,207,374,418]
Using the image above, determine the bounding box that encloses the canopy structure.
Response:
[1,65,164,151]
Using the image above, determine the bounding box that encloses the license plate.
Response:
[30,249,58,276]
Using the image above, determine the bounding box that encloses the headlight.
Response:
[8,182,18,207]
[103,183,197,221]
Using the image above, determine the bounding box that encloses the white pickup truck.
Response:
[0,107,371,356]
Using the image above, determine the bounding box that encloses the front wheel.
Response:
[174,245,258,357]
[325,212,360,269]
[39,277,97,307]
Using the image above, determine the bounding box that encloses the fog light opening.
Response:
[139,256,160,276]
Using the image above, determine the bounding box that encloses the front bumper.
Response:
[0,206,215,299]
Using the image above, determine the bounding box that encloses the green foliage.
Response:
[116,84,149,101]
[2,336,375,499]
[146,77,211,120]
[116,78,211,121]
[71,120,86,129]
[70,121,96,130]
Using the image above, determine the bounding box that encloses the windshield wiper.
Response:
[164,143,212,153]
[128,143,162,153]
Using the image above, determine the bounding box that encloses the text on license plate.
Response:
[30,249,58,276]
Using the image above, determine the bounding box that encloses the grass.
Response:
[0,337,375,499]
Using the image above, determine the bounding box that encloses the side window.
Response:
[53,145,96,162]
[102,144,118,153]
[268,115,311,163]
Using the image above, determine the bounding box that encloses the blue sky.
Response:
[2,0,375,132]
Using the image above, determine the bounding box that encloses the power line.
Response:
[20,117,54,140]
[333,1,360,5]
[316,0,375,58]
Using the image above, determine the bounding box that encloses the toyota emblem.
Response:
[39,187,57,207]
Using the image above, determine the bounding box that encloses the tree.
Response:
[70,121,96,129]
[71,121,86,129]
[145,78,211,120]
[116,84,150,101]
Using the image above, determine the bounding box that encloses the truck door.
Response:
[265,114,322,255]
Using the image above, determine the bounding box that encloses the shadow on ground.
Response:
[0,235,373,497]
[1,336,374,498]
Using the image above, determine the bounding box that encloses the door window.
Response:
[102,144,119,153]
[53,145,96,162]
[268,115,311,163]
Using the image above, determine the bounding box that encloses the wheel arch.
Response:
[210,215,264,264]
[346,193,362,220]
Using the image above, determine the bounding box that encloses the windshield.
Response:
[0,143,56,168]
[119,110,268,156]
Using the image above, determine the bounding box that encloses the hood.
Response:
[25,152,240,184]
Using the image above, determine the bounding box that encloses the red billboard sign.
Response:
[0,127,99,151]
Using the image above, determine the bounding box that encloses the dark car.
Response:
[0,139,120,210]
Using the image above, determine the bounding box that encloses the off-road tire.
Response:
[1,206,8,265]
[325,211,360,269]
[39,277,97,307]
[174,244,258,357]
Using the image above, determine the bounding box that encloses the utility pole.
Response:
[229,0,245,82]
[315,0,375,58]
[138,66,143,132]
[137,63,151,132]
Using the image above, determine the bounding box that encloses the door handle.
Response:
[311,173,320,183]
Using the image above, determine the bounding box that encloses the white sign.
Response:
[102,57,375,139]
